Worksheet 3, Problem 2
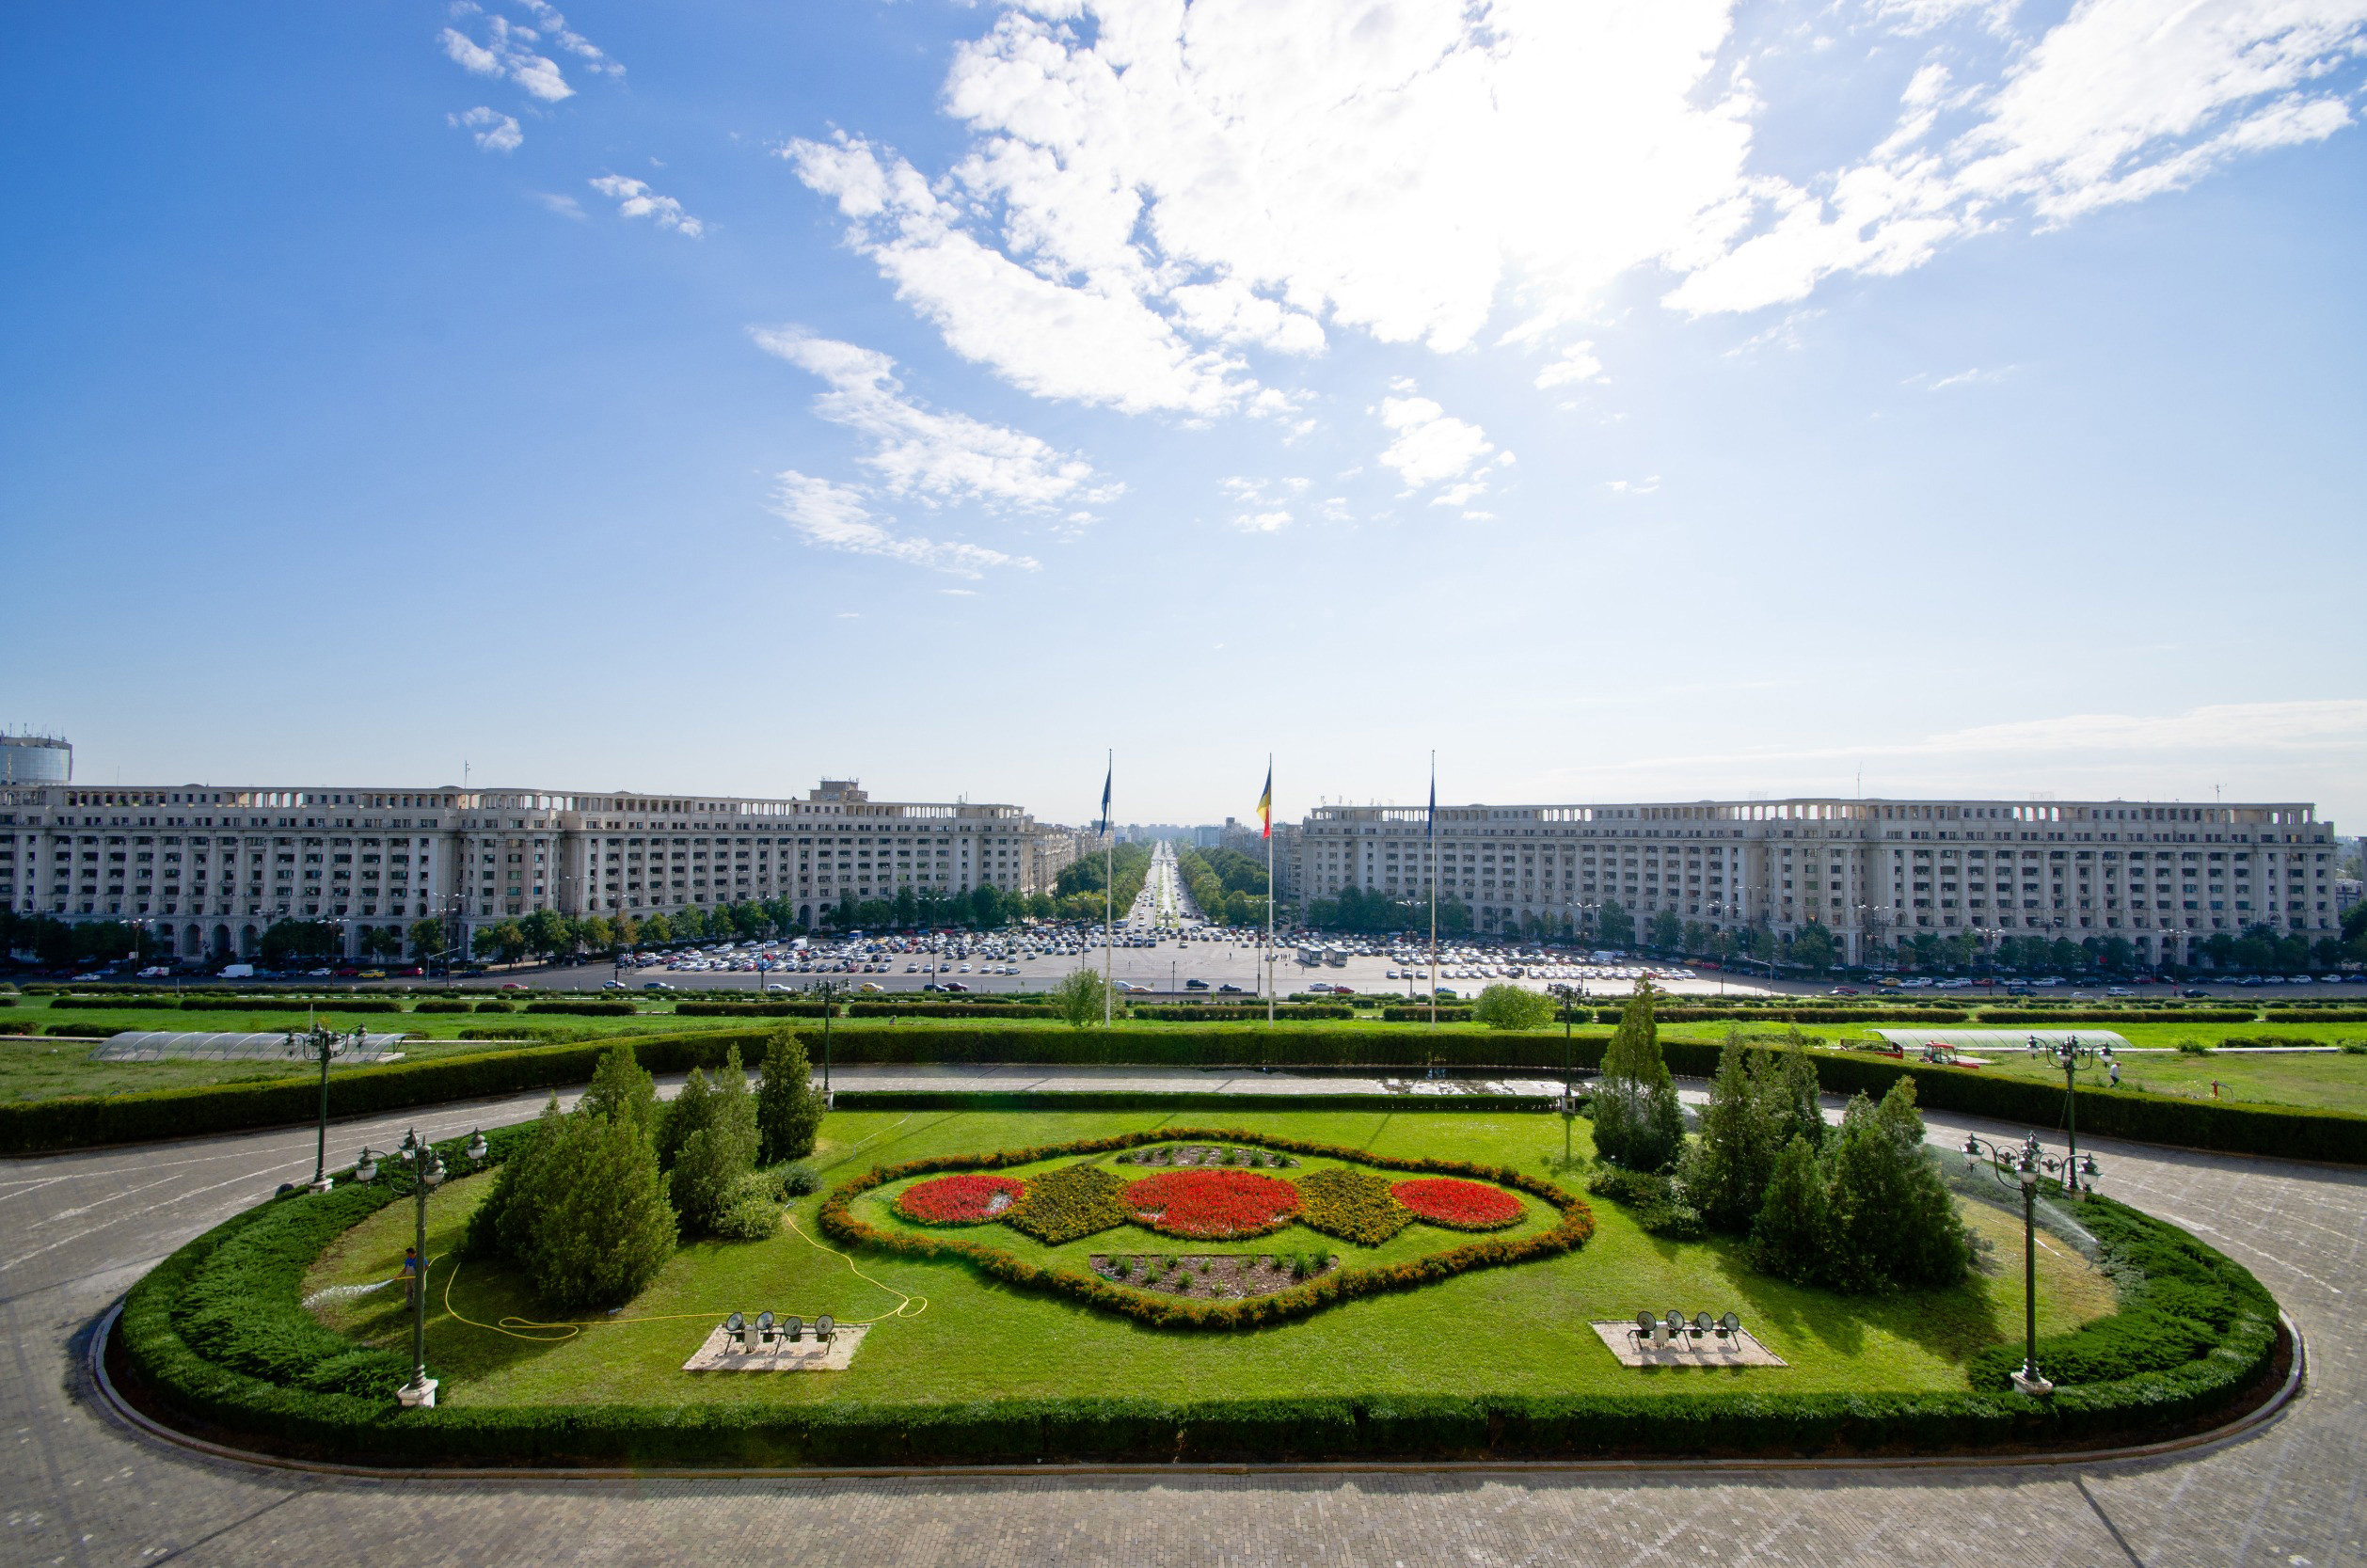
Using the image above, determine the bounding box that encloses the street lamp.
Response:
[812,979,838,1106]
[354,1126,487,1408]
[1554,983,1581,1164]
[286,1019,366,1192]
[2024,1032,2108,1194]
[1962,1130,2102,1397]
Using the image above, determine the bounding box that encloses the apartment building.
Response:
[1295,796,2341,966]
[0,776,1046,961]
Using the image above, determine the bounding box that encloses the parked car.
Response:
[1184,977,1210,990]
[2180,987,2209,998]
[1218,983,1245,993]
[642,980,674,991]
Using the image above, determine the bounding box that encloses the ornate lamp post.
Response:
[356,1126,487,1408]
[1553,983,1581,1164]
[1962,1131,2103,1397]
[285,1019,366,1192]
[812,979,839,1107]
[2024,1033,2108,1194]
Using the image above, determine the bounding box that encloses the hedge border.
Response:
[13,1012,2367,1162]
[827,1126,1595,1330]
[111,1134,2285,1468]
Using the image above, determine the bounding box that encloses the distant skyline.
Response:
[4,2,2363,828]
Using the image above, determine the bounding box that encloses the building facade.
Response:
[1295,796,2341,966]
[0,777,1045,961]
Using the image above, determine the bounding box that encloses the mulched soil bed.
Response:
[1115,1144,1300,1168]
[1088,1251,1340,1300]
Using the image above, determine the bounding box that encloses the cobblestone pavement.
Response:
[4,1073,2361,1567]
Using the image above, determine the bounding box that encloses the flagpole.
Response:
[1104,749,1113,1027]
[1265,752,1276,1028]
[1428,750,1438,1032]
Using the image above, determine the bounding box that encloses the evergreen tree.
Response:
[525,1109,676,1308]
[467,1094,562,1259]
[755,1025,824,1164]
[657,1064,711,1171]
[1677,1039,1780,1231]
[1764,1040,1827,1152]
[1821,1080,1969,1291]
[670,1046,761,1235]
[1589,981,1685,1170]
[1748,1134,1831,1286]
[578,1039,658,1147]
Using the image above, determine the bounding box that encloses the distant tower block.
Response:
[0,734,71,784]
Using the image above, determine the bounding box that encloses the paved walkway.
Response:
[3,1070,2362,1566]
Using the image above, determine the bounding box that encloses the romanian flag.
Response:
[1257,762,1273,838]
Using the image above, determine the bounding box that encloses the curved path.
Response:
[3,1073,2362,1566]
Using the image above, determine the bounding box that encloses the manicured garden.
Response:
[113,1006,2282,1465]
[293,1106,2115,1411]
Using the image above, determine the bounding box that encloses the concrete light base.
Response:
[396,1378,439,1409]
[2011,1370,2056,1398]
[308,1179,334,1194]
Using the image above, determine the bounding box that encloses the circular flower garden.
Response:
[1389,1178,1525,1230]
[1123,1169,1302,1239]
[895,1173,1027,1225]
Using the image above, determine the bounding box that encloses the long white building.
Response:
[1295,796,2341,966]
[0,777,1046,960]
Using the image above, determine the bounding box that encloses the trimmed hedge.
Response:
[182,997,406,1013]
[1964,1193,2278,1394]
[822,1127,1593,1329]
[0,1028,775,1155]
[813,1025,1614,1070]
[1628,1007,1971,1024]
[115,1134,2281,1465]
[1383,1006,1474,1022]
[21,1015,2367,1163]
[846,1002,1063,1020]
[1132,1006,1352,1022]
[522,1002,639,1017]
[2265,1010,2367,1023]
[675,1001,838,1018]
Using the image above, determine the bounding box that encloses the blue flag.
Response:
[1426,767,1435,841]
[1098,759,1112,836]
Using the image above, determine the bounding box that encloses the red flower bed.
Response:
[896,1173,1027,1226]
[1390,1178,1524,1230]
[1123,1169,1301,1239]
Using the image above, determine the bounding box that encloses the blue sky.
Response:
[4,0,2363,829]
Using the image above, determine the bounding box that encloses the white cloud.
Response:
[1378,389,1495,491]
[532,191,585,220]
[791,0,2367,404]
[438,15,573,102]
[1606,476,1662,495]
[589,174,703,236]
[1217,474,1311,532]
[786,135,1254,417]
[1925,365,2014,389]
[769,472,1038,578]
[449,106,522,153]
[1667,0,2367,314]
[1533,341,1603,389]
[511,0,622,75]
[751,326,1116,514]
[1915,700,2367,757]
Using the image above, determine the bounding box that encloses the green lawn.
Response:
[1891,1041,2367,1114]
[303,1109,2114,1410]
